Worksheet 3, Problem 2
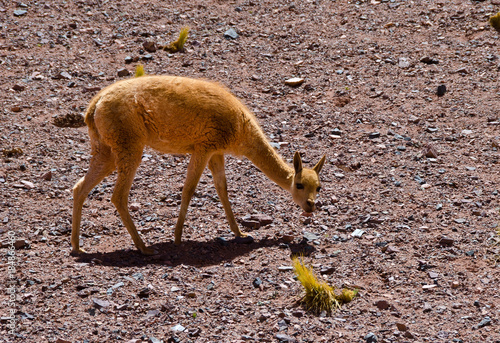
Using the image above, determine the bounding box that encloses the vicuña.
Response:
[71,75,325,255]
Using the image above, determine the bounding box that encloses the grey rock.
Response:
[171,324,186,332]
[14,10,27,16]
[477,316,491,328]
[252,277,262,288]
[364,332,378,343]
[224,28,238,39]
[92,298,110,309]
[439,236,454,247]
[276,334,297,342]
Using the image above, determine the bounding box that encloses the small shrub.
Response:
[490,12,500,32]
[135,64,145,77]
[164,27,189,53]
[293,257,357,315]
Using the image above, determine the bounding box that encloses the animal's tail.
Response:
[84,92,104,154]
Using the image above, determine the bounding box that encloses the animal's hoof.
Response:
[234,235,254,244]
[70,248,87,256]
[140,247,158,255]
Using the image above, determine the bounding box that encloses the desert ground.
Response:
[0,0,499,342]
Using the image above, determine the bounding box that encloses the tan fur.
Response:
[71,75,326,255]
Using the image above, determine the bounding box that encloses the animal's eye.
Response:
[296,183,304,190]
[316,186,321,192]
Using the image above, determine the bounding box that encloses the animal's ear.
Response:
[293,151,303,174]
[313,155,326,174]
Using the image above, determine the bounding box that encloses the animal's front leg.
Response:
[208,154,246,238]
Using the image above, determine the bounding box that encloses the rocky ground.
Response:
[1,0,500,342]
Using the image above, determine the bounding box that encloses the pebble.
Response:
[303,232,319,242]
[420,56,439,64]
[425,145,438,158]
[171,324,186,332]
[396,323,408,331]
[117,68,130,77]
[129,203,141,211]
[451,281,460,289]
[284,77,304,87]
[375,300,390,310]
[143,41,157,53]
[92,298,110,309]
[368,132,380,139]
[428,271,439,279]
[252,277,262,288]
[224,28,238,39]
[398,57,410,68]
[275,334,297,343]
[41,171,52,181]
[351,229,365,238]
[364,332,378,343]
[477,316,491,328]
[14,9,27,16]
[437,85,447,96]
[13,84,25,91]
[439,236,454,247]
[278,266,293,272]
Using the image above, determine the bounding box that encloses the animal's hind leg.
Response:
[174,152,211,245]
[71,145,116,255]
[110,148,156,255]
[208,154,246,238]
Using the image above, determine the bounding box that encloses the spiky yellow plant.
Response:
[490,12,500,32]
[293,257,357,314]
[135,64,145,77]
[164,27,189,53]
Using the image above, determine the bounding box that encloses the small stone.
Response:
[124,56,134,64]
[252,277,262,288]
[13,84,25,91]
[396,323,408,331]
[138,287,151,298]
[436,85,446,96]
[278,266,293,272]
[14,9,27,16]
[420,56,439,64]
[11,106,21,113]
[171,324,186,332]
[424,145,438,158]
[92,298,110,309]
[20,180,35,189]
[224,28,238,39]
[428,271,439,279]
[451,281,460,289]
[14,239,28,249]
[369,132,381,139]
[375,300,390,310]
[146,309,160,318]
[423,303,432,312]
[284,77,304,87]
[398,57,410,68]
[477,316,491,328]
[275,334,297,343]
[143,41,157,53]
[117,68,130,77]
[454,218,466,224]
[41,171,52,181]
[426,127,439,133]
[351,229,364,238]
[129,203,141,211]
[292,310,304,318]
[461,129,473,135]
[436,203,443,210]
[439,236,454,247]
[364,332,378,343]
[55,339,72,343]
[59,71,72,80]
[303,232,319,242]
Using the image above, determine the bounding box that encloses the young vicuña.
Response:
[71,75,326,255]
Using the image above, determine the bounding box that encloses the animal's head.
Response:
[291,152,326,213]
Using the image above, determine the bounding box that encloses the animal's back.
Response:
[88,76,256,155]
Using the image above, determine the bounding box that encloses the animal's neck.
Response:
[241,127,294,191]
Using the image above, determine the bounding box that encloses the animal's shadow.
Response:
[72,238,316,268]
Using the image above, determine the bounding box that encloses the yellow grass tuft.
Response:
[293,257,357,315]
[490,12,500,32]
[164,27,189,53]
[135,64,145,77]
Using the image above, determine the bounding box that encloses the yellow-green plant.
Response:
[135,64,145,77]
[293,257,357,314]
[164,27,189,53]
[490,12,500,32]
